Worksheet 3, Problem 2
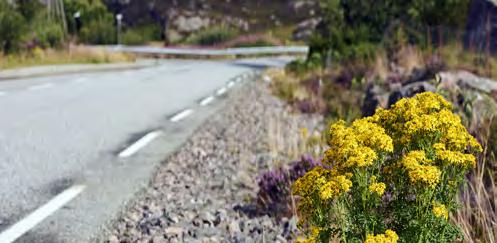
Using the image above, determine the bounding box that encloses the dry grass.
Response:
[371,52,389,82]
[454,116,497,243]
[267,68,311,101]
[396,45,425,74]
[0,45,135,70]
[433,43,497,80]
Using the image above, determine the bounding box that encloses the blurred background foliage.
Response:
[308,0,471,64]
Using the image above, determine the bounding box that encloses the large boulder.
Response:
[174,15,210,33]
[292,18,321,41]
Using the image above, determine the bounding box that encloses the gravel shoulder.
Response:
[103,81,322,242]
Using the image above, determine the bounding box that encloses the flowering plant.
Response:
[293,92,482,242]
[257,155,321,216]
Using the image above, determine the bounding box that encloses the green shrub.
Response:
[232,39,276,48]
[64,0,117,44]
[122,30,146,45]
[80,19,116,44]
[122,25,163,45]
[308,0,471,66]
[0,2,27,53]
[186,26,239,46]
[286,53,323,76]
[33,20,65,48]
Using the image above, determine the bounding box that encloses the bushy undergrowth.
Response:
[293,92,482,242]
[257,155,321,217]
[186,26,239,46]
[122,25,163,45]
[269,67,365,123]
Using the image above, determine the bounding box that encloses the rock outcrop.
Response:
[104,0,320,43]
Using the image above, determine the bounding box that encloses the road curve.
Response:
[107,45,309,56]
[0,57,293,242]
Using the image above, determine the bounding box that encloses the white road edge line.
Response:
[199,96,215,106]
[118,131,162,158]
[0,184,86,243]
[216,87,227,96]
[170,109,194,122]
[28,83,54,91]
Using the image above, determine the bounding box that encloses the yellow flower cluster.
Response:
[292,92,483,242]
[324,119,393,169]
[369,176,386,196]
[434,143,477,167]
[295,227,320,243]
[364,230,399,243]
[293,166,329,197]
[293,167,352,211]
[432,202,449,220]
[370,92,482,153]
[402,151,441,188]
[320,175,353,200]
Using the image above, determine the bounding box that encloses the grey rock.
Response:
[292,18,321,41]
[108,235,119,243]
[165,226,184,237]
[174,15,210,33]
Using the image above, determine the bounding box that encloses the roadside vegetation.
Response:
[258,0,497,242]
[185,25,239,46]
[0,0,143,69]
[0,46,133,69]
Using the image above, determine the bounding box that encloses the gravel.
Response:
[104,81,322,242]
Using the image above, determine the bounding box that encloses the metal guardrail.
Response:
[106,45,309,56]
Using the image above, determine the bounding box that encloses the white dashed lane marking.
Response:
[0,185,86,243]
[216,87,227,96]
[199,96,215,106]
[118,131,162,158]
[170,109,194,122]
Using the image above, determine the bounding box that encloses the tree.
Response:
[0,1,26,53]
[309,0,472,63]
[63,0,116,44]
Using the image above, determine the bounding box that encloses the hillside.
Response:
[103,0,320,43]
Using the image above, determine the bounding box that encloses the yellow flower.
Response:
[320,175,352,200]
[364,229,399,243]
[295,226,320,243]
[434,142,477,167]
[301,127,309,138]
[432,202,449,220]
[436,150,476,167]
[325,119,391,169]
[293,166,328,196]
[402,151,441,188]
[371,92,482,155]
[346,146,377,168]
[369,182,386,196]
[352,119,394,153]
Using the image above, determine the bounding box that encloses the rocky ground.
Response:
[105,81,322,242]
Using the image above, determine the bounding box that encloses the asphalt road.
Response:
[108,45,309,56]
[0,57,293,242]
